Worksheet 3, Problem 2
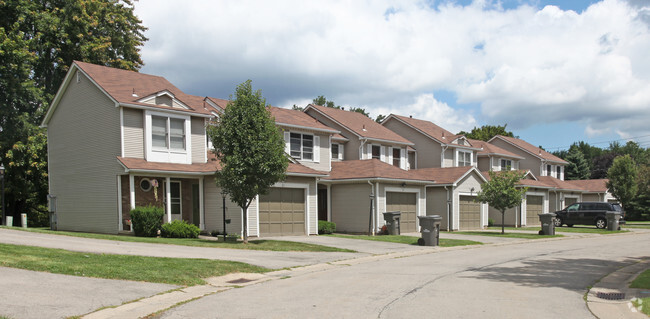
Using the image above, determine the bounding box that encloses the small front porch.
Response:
[119,174,206,232]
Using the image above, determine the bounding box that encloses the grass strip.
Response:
[327,234,481,247]
[456,231,563,239]
[632,297,650,316]
[0,243,268,286]
[2,227,354,252]
[630,269,650,289]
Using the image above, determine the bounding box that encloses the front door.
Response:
[318,188,328,221]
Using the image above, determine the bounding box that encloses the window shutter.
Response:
[313,136,320,163]
[400,148,406,169]
[388,147,393,165]
[339,144,344,160]
[284,132,290,154]
[380,146,385,162]
[367,144,372,160]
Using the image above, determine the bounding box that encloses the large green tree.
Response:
[208,80,288,243]
[564,147,591,180]
[607,155,638,214]
[477,170,527,234]
[0,0,147,225]
[457,124,514,141]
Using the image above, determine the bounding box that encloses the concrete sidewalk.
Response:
[587,259,650,319]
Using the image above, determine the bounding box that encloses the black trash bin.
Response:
[383,211,401,235]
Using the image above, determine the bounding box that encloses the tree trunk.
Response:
[242,202,250,244]
[501,209,505,235]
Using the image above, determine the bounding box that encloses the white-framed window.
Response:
[408,151,416,170]
[163,181,181,216]
[372,145,381,160]
[288,132,319,161]
[392,148,401,167]
[457,150,472,167]
[556,166,561,178]
[500,159,512,171]
[331,143,344,160]
[546,164,552,176]
[145,111,192,164]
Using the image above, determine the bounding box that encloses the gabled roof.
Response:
[563,179,609,193]
[305,104,413,145]
[412,166,487,185]
[488,135,568,164]
[43,61,212,126]
[323,159,433,183]
[204,97,229,113]
[383,114,474,148]
[537,176,585,191]
[468,139,525,159]
[269,106,339,134]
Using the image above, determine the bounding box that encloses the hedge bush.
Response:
[318,220,336,234]
[161,220,200,238]
[130,206,164,237]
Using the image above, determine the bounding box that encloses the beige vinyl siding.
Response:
[191,117,206,163]
[443,148,454,167]
[426,187,449,230]
[122,107,144,158]
[489,139,543,176]
[477,157,490,172]
[548,192,559,212]
[331,183,371,233]
[304,109,363,161]
[582,193,600,202]
[47,71,122,234]
[203,176,244,236]
[382,118,442,168]
[489,205,519,226]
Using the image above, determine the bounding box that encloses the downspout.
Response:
[444,185,451,231]
[368,180,375,236]
[375,181,380,234]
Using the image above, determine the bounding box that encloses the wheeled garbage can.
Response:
[417,215,442,246]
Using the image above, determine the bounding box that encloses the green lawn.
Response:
[0,243,268,286]
[457,231,563,239]
[2,227,354,252]
[487,226,627,234]
[630,269,650,316]
[327,234,482,247]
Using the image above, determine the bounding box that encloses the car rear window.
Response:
[611,203,622,212]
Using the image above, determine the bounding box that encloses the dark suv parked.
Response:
[553,202,624,229]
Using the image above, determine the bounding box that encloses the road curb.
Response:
[587,259,650,319]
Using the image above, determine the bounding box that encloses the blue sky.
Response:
[134,0,650,151]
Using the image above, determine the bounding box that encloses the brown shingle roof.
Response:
[411,166,480,185]
[324,159,433,182]
[269,106,339,133]
[387,114,464,145]
[537,176,585,191]
[563,179,609,192]
[205,97,229,112]
[307,104,413,145]
[74,61,211,115]
[468,139,524,159]
[490,135,568,164]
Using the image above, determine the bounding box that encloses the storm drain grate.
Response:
[226,278,254,284]
[596,292,626,300]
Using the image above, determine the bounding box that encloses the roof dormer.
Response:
[137,90,190,110]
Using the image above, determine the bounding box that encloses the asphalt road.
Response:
[161,231,650,319]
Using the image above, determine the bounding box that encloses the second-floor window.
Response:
[556,166,561,178]
[331,144,339,160]
[290,133,313,160]
[547,164,552,176]
[392,148,401,167]
[500,159,512,171]
[372,145,381,160]
[152,116,186,151]
[458,150,472,167]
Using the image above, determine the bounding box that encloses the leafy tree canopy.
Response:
[208,80,288,243]
[457,124,514,141]
[477,170,527,234]
[607,155,638,213]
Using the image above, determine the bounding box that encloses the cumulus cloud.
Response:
[134,0,650,140]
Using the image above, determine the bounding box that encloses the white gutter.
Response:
[120,103,212,118]
[276,122,340,134]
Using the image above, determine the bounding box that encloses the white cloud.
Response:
[134,0,650,140]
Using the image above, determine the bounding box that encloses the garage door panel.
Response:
[259,188,306,236]
[526,195,543,226]
[459,195,480,230]
[387,192,417,233]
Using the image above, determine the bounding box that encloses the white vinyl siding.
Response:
[191,117,206,163]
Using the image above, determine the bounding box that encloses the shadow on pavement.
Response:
[464,256,644,291]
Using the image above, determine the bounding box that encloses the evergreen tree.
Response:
[564,147,591,180]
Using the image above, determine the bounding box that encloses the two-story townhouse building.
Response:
[467,139,525,172]
[488,135,568,180]
[378,114,490,230]
[43,61,326,236]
